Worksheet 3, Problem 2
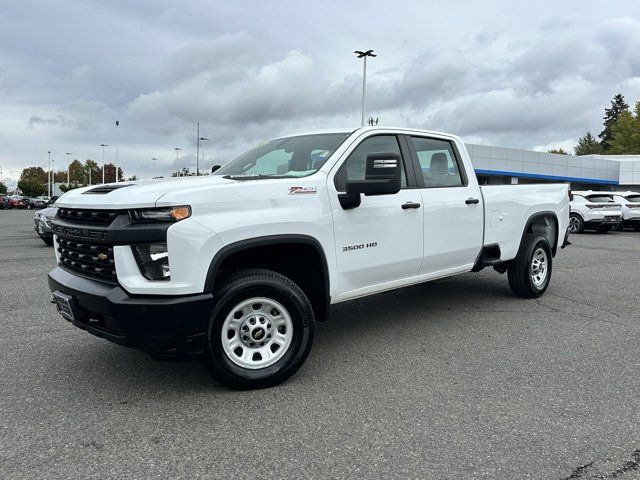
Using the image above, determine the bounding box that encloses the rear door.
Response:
[328,133,424,296]
[406,135,483,275]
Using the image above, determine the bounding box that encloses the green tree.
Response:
[547,148,568,154]
[171,167,191,177]
[609,106,640,154]
[574,132,603,155]
[68,159,85,185]
[84,159,101,185]
[0,181,7,194]
[600,93,630,151]
[19,166,48,184]
[18,178,46,197]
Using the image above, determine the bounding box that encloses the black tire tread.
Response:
[507,234,552,299]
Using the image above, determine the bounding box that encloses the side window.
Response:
[411,137,464,188]
[334,135,407,191]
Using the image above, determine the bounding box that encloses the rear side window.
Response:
[586,195,613,203]
[334,135,407,191]
[411,137,463,188]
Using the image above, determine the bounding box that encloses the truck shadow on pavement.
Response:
[45,270,527,393]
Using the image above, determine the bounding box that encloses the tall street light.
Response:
[52,158,56,195]
[354,49,377,127]
[151,157,158,179]
[99,144,108,184]
[115,120,120,183]
[47,151,52,197]
[198,137,209,175]
[65,152,72,185]
[174,147,182,177]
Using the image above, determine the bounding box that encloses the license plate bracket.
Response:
[53,291,76,321]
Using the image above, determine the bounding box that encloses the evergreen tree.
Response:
[599,93,629,151]
[0,181,7,194]
[547,148,568,154]
[574,132,603,155]
[609,105,640,154]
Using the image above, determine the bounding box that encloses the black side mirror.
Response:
[346,152,401,196]
[211,165,221,173]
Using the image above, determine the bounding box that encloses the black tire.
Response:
[41,236,54,246]
[203,268,315,390]
[568,213,584,234]
[612,222,624,231]
[507,234,553,298]
[634,225,640,232]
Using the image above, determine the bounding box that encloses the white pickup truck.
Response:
[48,127,570,389]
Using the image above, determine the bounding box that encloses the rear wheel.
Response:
[203,268,315,390]
[568,214,583,234]
[508,234,553,298]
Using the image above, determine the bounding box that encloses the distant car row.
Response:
[569,191,640,233]
[1,195,58,209]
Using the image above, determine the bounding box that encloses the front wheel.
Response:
[203,269,315,390]
[507,234,553,298]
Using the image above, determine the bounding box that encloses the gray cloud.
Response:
[1,0,640,179]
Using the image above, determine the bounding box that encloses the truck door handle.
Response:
[465,198,480,205]
[402,202,421,210]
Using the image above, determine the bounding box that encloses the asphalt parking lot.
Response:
[1,209,640,479]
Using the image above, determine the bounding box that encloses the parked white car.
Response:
[569,191,623,233]
[48,127,570,389]
[611,191,640,231]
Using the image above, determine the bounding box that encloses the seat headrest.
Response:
[430,153,448,176]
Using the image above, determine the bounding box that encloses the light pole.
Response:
[198,137,209,175]
[354,49,377,127]
[151,157,158,179]
[115,120,120,182]
[174,147,182,177]
[47,151,52,197]
[99,144,108,183]
[52,158,56,195]
[65,152,72,185]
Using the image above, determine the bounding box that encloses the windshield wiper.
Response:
[223,174,296,180]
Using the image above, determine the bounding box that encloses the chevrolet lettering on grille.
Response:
[52,224,108,240]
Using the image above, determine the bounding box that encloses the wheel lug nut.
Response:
[260,342,265,346]
[259,318,265,324]
[242,325,249,331]
[249,318,255,325]
[267,324,271,329]
[267,334,271,338]
[242,336,248,341]
[249,342,255,347]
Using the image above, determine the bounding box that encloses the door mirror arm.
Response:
[338,192,361,210]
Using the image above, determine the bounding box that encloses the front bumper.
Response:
[48,267,213,358]
[34,218,53,237]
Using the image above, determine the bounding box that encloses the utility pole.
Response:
[65,152,72,185]
[52,158,56,196]
[99,144,108,183]
[354,50,377,127]
[115,120,120,182]
[47,151,52,197]
[174,147,182,177]
[151,157,158,179]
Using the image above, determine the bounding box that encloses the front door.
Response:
[328,134,424,296]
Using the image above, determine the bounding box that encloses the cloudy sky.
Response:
[2,0,640,186]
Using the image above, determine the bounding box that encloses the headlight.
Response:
[132,243,170,280]
[129,206,191,222]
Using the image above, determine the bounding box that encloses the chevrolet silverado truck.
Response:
[48,127,570,389]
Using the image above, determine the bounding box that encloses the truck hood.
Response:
[56,176,235,209]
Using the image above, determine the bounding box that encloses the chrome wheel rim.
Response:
[221,297,293,370]
[530,247,548,288]
[568,216,580,233]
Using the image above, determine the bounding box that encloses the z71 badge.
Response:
[289,186,317,195]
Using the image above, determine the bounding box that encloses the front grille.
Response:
[57,208,120,226]
[78,314,124,337]
[57,237,116,281]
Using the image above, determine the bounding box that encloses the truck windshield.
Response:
[215,133,350,179]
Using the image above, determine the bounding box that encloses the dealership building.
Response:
[466,144,640,191]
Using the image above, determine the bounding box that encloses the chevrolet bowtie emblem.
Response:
[97,253,108,260]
